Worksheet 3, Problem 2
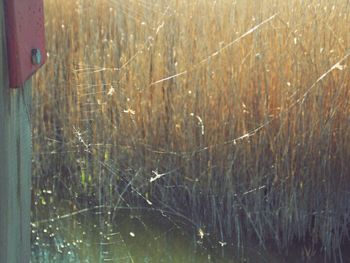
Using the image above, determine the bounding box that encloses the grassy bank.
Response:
[32,0,350,261]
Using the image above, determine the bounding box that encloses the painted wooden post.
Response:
[0,1,32,262]
[1,0,45,261]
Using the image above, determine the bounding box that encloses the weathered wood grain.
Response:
[0,1,32,262]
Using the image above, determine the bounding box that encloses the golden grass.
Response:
[33,0,350,260]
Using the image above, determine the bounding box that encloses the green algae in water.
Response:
[31,209,239,263]
[32,207,320,262]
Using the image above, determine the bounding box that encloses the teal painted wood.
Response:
[0,1,32,262]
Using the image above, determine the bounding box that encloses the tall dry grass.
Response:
[32,0,350,261]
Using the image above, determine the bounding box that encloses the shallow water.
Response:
[31,206,322,263]
[31,206,258,263]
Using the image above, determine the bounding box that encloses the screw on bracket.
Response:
[31,48,42,65]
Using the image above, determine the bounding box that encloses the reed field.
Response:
[32,0,350,261]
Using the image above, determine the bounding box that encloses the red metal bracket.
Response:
[4,0,46,88]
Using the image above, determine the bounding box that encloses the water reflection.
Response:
[31,208,241,263]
